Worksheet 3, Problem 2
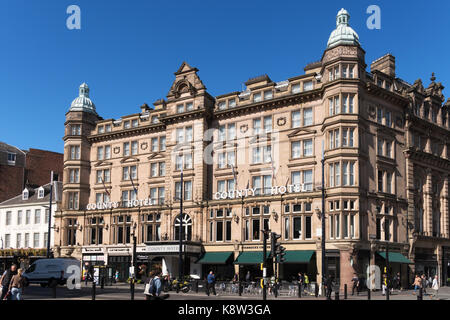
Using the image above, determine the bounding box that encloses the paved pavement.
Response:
[19,283,450,300]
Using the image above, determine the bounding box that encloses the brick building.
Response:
[0,143,63,203]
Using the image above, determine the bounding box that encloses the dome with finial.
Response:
[327,8,360,49]
[69,83,97,114]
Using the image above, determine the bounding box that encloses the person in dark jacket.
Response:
[206,271,216,296]
[351,273,360,296]
[0,264,17,300]
[325,275,333,300]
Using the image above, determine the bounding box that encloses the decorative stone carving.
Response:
[277,117,286,126]
[141,142,148,150]
[240,124,248,133]
[113,146,120,154]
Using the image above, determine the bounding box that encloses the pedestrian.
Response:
[413,274,421,294]
[206,270,216,296]
[245,271,251,284]
[325,275,333,300]
[351,273,359,296]
[395,272,401,291]
[297,272,303,289]
[115,270,119,283]
[431,275,439,300]
[9,268,25,300]
[232,273,238,283]
[0,264,17,300]
[421,274,427,294]
[304,273,309,292]
[381,273,387,296]
[144,269,168,300]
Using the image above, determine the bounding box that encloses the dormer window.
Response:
[98,125,105,134]
[218,101,226,110]
[303,80,313,91]
[151,115,159,124]
[292,83,301,94]
[22,189,29,201]
[132,119,139,128]
[228,99,236,108]
[7,153,16,165]
[176,102,194,113]
[37,187,45,199]
[105,124,112,132]
[253,92,262,103]
[124,120,131,129]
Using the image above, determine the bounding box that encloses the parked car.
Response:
[23,258,81,287]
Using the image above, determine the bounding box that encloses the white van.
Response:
[23,258,81,287]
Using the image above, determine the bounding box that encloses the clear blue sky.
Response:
[1,0,449,153]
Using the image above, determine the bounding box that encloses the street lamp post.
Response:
[46,172,56,259]
[178,160,184,284]
[131,223,137,300]
[386,243,390,300]
[321,142,326,295]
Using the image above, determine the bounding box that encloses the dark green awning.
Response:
[283,250,315,263]
[377,252,413,264]
[234,251,269,264]
[197,252,233,264]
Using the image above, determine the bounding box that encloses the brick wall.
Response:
[24,149,63,186]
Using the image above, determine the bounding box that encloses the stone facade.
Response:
[54,10,450,288]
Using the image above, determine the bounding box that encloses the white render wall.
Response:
[0,202,56,249]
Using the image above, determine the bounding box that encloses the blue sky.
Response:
[1,0,449,153]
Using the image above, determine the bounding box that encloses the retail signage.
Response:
[140,245,201,254]
[213,184,313,200]
[86,183,314,210]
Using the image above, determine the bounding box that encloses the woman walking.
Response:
[431,275,439,300]
[412,275,421,294]
[9,268,25,300]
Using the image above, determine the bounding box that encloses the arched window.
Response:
[174,214,192,241]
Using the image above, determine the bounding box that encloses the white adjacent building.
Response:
[0,182,62,257]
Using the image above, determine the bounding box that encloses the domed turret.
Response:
[69,83,97,114]
[327,8,360,49]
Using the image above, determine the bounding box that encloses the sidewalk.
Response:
[97,282,450,300]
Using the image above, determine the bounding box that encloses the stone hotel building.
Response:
[54,9,450,288]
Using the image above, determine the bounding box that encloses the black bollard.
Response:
[367,288,371,300]
[315,283,319,298]
[92,281,96,300]
[417,287,423,300]
[239,281,242,296]
[344,284,347,299]
[101,276,105,290]
[52,283,57,299]
[298,283,301,298]
[195,280,199,293]
[335,290,340,300]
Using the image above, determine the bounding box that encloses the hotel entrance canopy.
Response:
[377,251,413,264]
[196,252,233,264]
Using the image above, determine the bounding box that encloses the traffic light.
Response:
[271,232,286,263]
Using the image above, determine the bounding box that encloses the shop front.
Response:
[234,251,271,282]
[279,250,316,281]
[442,247,450,286]
[414,250,438,278]
[106,247,131,282]
[197,251,235,281]
[376,251,412,288]
[140,241,202,279]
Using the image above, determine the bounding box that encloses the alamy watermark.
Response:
[366,5,381,30]
[66,5,81,30]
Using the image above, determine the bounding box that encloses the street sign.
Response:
[129,266,135,277]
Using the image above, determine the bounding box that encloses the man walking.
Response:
[206,270,216,296]
[325,275,333,300]
[0,264,17,300]
[351,273,359,296]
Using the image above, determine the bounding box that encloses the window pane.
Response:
[293,217,301,239]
